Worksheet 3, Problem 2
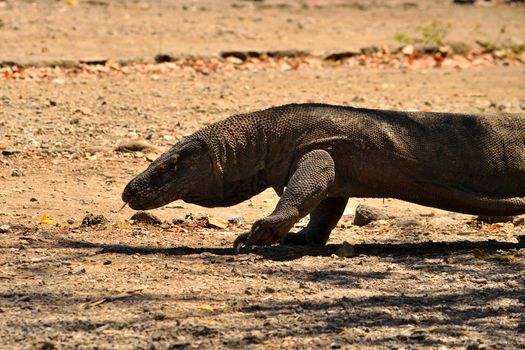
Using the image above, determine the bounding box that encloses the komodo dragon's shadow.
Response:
[59,237,525,261]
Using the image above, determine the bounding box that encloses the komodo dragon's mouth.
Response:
[122,182,176,210]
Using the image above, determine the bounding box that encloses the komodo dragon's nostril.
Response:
[121,183,134,203]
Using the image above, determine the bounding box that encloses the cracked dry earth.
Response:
[1,0,525,349]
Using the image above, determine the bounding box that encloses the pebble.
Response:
[71,266,86,275]
[2,149,20,156]
[130,211,163,225]
[335,241,356,258]
[402,45,414,55]
[11,170,24,177]
[225,56,244,65]
[81,214,108,227]
[395,218,420,228]
[0,224,11,233]
[35,342,55,350]
[227,216,245,225]
[353,204,388,226]
[115,141,158,153]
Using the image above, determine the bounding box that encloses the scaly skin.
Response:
[122,103,525,249]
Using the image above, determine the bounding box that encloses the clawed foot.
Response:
[233,216,292,252]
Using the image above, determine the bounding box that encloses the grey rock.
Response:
[130,211,162,225]
[2,149,20,156]
[335,241,356,258]
[353,204,388,226]
[227,216,245,225]
[115,141,158,153]
[81,214,108,227]
[71,267,86,275]
[396,218,420,228]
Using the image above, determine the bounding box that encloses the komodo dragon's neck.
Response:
[193,107,297,205]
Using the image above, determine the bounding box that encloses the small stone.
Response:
[0,224,11,233]
[35,342,56,350]
[11,169,23,177]
[395,218,420,228]
[335,241,356,258]
[263,286,276,293]
[153,312,166,321]
[30,197,38,202]
[103,260,112,265]
[67,219,74,225]
[361,45,379,55]
[115,141,158,153]
[402,45,414,55]
[353,204,388,226]
[172,218,185,225]
[225,56,243,65]
[81,214,108,227]
[130,211,162,225]
[75,107,92,115]
[71,266,86,275]
[227,216,245,225]
[2,149,20,156]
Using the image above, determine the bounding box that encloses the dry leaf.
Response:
[472,248,488,260]
[197,303,216,311]
[485,223,503,231]
[489,254,515,263]
[40,214,55,225]
[206,217,229,229]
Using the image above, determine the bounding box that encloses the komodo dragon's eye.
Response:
[164,154,179,171]
[167,161,178,171]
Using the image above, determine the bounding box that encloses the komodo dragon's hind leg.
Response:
[234,150,335,251]
[282,197,348,246]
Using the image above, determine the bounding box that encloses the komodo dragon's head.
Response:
[122,138,222,209]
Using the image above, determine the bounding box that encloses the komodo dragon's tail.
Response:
[411,181,525,216]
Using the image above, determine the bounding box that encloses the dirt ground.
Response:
[1,0,525,349]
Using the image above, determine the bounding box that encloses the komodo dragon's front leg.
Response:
[234,150,336,251]
[282,197,348,246]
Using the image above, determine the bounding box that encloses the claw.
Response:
[233,232,250,253]
[245,225,261,247]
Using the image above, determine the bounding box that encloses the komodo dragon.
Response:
[122,103,525,249]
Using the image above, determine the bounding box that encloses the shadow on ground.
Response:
[56,237,525,261]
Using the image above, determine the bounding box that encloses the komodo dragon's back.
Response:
[194,103,525,197]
